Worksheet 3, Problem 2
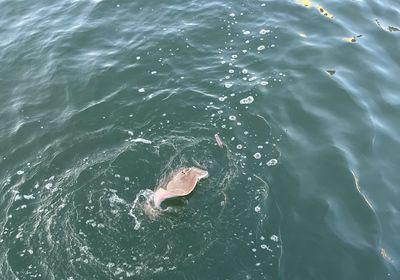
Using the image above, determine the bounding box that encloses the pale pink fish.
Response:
[214,133,224,148]
[152,167,208,208]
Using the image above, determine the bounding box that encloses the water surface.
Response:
[1,0,399,279]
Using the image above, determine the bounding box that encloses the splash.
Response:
[129,189,159,230]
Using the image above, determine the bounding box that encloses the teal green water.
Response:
[1,1,399,279]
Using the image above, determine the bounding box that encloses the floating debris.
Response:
[375,19,400,33]
[388,26,400,32]
[316,5,333,19]
[343,35,362,43]
[298,0,311,8]
[214,133,225,148]
[297,1,334,19]
[326,70,336,76]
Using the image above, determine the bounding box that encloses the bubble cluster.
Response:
[240,96,255,104]
[266,159,278,166]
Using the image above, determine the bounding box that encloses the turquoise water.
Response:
[1,0,399,279]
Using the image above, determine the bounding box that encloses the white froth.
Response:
[131,138,152,144]
[239,96,254,104]
[253,153,261,159]
[270,235,279,242]
[266,159,278,166]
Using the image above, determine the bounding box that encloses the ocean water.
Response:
[1,0,399,279]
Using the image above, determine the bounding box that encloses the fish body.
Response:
[153,167,208,208]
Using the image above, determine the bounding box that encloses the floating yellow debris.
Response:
[342,35,362,43]
[380,248,386,258]
[296,1,334,20]
[343,37,356,43]
[301,0,311,8]
[316,5,333,19]
[298,32,307,38]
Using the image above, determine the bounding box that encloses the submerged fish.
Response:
[152,167,208,208]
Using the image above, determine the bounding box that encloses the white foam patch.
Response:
[129,189,157,230]
[266,159,278,166]
[131,138,152,144]
[23,194,35,200]
[270,235,279,242]
[240,96,254,104]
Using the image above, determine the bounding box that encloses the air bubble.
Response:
[270,235,279,242]
[240,96,254,104]
[259,29,270,35]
